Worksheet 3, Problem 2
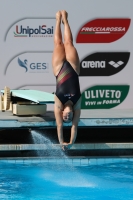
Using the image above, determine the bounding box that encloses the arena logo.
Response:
[76,19,131,43]
[14,25,53,37]
[81,85,129,109]
[18,58,49,73]
[80,52,130,76]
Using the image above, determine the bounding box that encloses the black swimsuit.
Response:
[55,60,81,105]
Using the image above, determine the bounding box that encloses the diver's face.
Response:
[62,110,73,123]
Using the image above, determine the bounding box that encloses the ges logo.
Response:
[18,57,49,73]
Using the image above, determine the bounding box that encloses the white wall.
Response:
[0,0,133,110]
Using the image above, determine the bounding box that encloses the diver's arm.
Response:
[54,104,64,144]
[68,109,81,148]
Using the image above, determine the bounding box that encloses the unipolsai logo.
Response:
[18,57,49,73]
[81,85,130,109]
[14,25,53,38]
[4,18,55,41]
[80,52,130,76]
[76,18,131,43]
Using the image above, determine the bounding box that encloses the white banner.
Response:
[0,0,133,109]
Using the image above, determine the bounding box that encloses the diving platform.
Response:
[0,88,133,129]
[1,109,133,129]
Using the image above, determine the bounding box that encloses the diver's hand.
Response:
[67,143,73,149]
[62,142,68,151]
[62,142,73,151]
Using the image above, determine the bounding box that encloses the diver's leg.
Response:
[61,10,80,74]
[52,11,66,76]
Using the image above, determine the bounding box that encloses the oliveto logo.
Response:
[80,52,130,76]
[81,85,129,109]
[76,19,131,43]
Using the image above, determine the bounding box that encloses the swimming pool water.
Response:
[0,158,133,200]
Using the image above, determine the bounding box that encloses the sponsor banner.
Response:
[80,52,130,76]
[5,52,52,74]
[4,52,55,88]
[5,18,55,42]
[76,19,130,43]
[81,85,129,109]
[17,57,49,73]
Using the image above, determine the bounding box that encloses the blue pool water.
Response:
[0,158,133,200]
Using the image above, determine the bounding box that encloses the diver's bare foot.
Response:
[56,11,62,22]
[61,10,68,24]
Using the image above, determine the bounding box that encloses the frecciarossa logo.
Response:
[80,52,130,76]
[76,19,131,43]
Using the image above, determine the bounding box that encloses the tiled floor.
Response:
[1,109,133,128]
[0,157,133,166]
[0,143,133,151]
